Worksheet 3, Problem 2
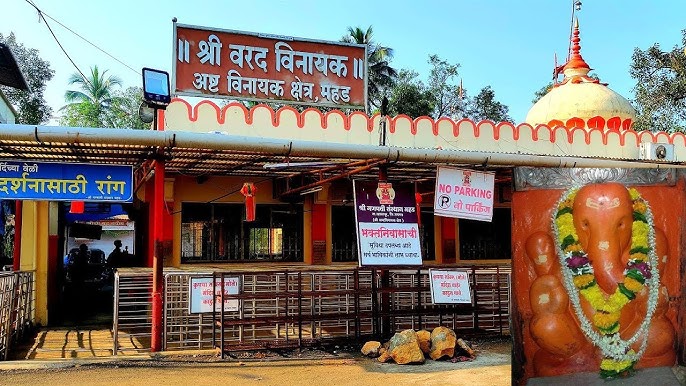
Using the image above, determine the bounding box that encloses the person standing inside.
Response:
[108,240,123,269]
[71,243,89,290]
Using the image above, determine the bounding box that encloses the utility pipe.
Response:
[0,124,682,170]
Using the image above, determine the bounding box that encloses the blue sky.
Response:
[2,0,685,123]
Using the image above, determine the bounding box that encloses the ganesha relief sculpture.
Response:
[526,182,675,378]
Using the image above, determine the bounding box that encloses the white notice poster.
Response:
[188,276,240,313]
[429,269,472,304]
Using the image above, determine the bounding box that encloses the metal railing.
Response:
[164,272,217,351]
[112,270,154,355]
[0,271,35,360]
[113,265,510,355]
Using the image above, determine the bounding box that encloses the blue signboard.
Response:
[0,160,133,202]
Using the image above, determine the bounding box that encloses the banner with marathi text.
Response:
[354,180,422,266]
[0,160,133,202]
[433,166,494,222]
[174,23,368,109]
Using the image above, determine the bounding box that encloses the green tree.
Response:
[341,26,397,111]
[61,65,122,127]
[108,86,150,129]
[532,82,553,104]
[466,86,512,123]
[630,30,686,133]
[388,70,434,119]
[0,33,54,124]
[61,85,151,129]
[427,55,464,118]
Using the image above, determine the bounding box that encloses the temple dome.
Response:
[525,22,636,131]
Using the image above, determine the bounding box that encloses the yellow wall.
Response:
[19,201,49,325]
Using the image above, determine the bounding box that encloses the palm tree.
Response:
[341,26,397,112]
[62,65,122,127]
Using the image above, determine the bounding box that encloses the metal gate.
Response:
[0,271,35,360]
[113,266,510,355]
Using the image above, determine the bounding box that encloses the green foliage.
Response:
[630,29,686,133]
[388,70,434,119]
[60,67,148,129]
[466,86,512,123]
[60,101,101,127]
[427,55,464,118]
[341,26,397,111]
[532,82,553,104]
[386,55,465,119]
[0,32,54,124]
[108,87,150,129]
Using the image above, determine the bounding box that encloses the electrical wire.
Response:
[24,0,93,89]
[24,0,139,94]
[26,0,139,75]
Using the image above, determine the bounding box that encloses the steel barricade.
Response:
[112,270,153,355]
[113,265,510,354]
[0,271,35,361]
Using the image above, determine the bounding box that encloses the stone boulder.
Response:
[456,338,475,358]
[416,330,431,354]
[388,329,425,365]
[377,350,391,363]
[429,326,457,360]
[361,341,382,357]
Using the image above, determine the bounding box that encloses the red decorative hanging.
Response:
[69,201,85,214]
[415,192,423,227]
[240,183,257,222]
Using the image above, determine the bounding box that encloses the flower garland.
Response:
[552,186,660,379]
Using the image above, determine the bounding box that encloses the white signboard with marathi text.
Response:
[188,276,240,314]
[433,167,495,222]
[429,269,472,304]
[354,180,422,266]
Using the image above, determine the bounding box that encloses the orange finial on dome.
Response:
[525,17,636,131]
[563,19,590,73]
[555,19,603,86]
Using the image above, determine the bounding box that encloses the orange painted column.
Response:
[310,203,326,264]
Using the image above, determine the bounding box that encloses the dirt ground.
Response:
[0,338,511,386]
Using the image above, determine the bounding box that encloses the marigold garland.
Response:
[552,185,660,379]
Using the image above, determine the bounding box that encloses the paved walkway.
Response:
[9,328,148,360]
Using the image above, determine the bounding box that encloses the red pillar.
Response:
[12,200,21,271]
[151,107,166,352]
[151,158,165,352]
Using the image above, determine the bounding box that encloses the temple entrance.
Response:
[56,203,138,327]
